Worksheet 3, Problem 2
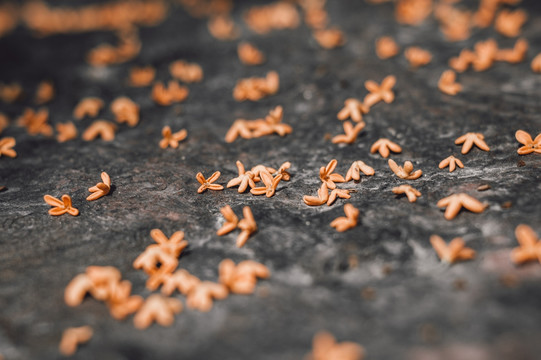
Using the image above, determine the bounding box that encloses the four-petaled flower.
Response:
[511,224,541,265]
[133,294,183,329]
[216,205,239,236]
[345,161,374,181]
[430,235,476,264]
[438,155,464,172]
[388,159,422,180]
[250,169,282,197]
[363,75,396,109]
[237,206,257,247]
[327,188,352,206]
[87,171,111,201]
[186,281,229,312]
[0,137,16,158]
[196,171,224,193]
[306,331,365,360]
[330,203,359,232]
[437,193,486,220]
[44,194,79,216]
[332,121,365,144]
[160,126,187,149]
[219,259,270,294]
[392,185,421,202]
[227,161,256,193]
[455,132,490,154]
[515,130,541,155]
[337,98,368,123]
[319,159,345,190]
[370,138,402,158]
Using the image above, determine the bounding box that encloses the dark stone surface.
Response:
[1,1,541,359]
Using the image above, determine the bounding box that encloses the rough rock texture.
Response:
[1,1,541,359]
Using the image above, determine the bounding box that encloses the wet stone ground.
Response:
[1,1,541,359]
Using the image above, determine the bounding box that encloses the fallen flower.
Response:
[375,36,399,59]
[495,38,528,64]
[449,49,476,73]
[494,9,527,38]
[330,203,359,232]
[345,161,375,181]
[303,183,329,206]
[438,155,464,172]
[160,126,187,149]
[337,98,368,123]
[250,170,282,197]
[0,137,16,158]
[186,281,228,312]
[237,206,257,247]
[219,259,270,294]
[82,120,116,141]
[208,15,239,40]
[370,138,402,158]
[216,205,239,236]
[133,294,183,329]
[472,38,498,72]
[111,97,139,127]
[152,81,189,106]
[313,27,346,49]
[327,188,352,206]
[129,66,155,87]
[227,161,256,193]
[511,224,541,265]
[17,108,52,136]
[455,132,490,154]
[196,171,224,193]
[238,42,266,65]
[87,172,111,201]
[306,331,365,360]
[363,75,396,109]
[404,46,432,67]
[161,269,201,296]
[430,235,476,264]
[532,53,541,73]
[438,70,462,96]
[332,121,365,144]
[56,122,77,143]
[515,130,541,155]
[73,97,104,120]
[59,326,93,356]
[44,194,79,216]
[392,185,421,202]
[233,71,279,101]
[319,159,345,190]
[437,193,486,220]
[35,80,54,105]
[388,159,422,180]
[170,60,203,83]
